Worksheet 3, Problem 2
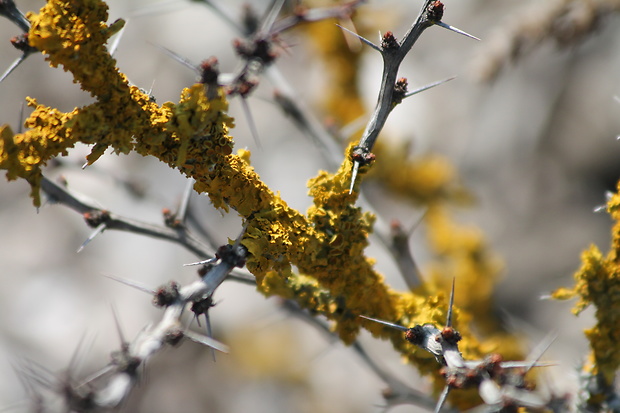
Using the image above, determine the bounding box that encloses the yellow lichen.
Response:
[0,1,526,410]
[553,182,620,395]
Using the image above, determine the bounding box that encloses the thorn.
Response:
[404,76,456,98]
[101,272,156,295]
[184,257,217,267]
[147,78,156,96]
[359,315,410,332]
[337,17,363,52]
[67,332,91,374]
[261,0,286,34]
[524,332,557,373]
[76,365,114,389]
[0,53,28,84]
[434,384,450,413]
[108,18,128,56]
[184,330,229,353]
[152,43,198,73]
[111,304,128,349]
[336,24,381,52]
[205,312,217,362]
[434,21,480,41]
[77,223,107,253]
[349,160,360,194]
[240,97,262,149]
[446,278,455,327]
[176,178,194,224]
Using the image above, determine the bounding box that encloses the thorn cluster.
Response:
[361,280,552,412]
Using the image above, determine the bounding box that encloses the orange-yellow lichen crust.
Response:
[0,1,503,409]
[553,181,620,400]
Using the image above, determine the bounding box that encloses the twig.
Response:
[348,0,478,193]
[41,176,211,257]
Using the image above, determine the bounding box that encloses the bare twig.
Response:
[41,176,211,257]
[348,1,478,193]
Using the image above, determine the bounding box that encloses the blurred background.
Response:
[1,0,620,411]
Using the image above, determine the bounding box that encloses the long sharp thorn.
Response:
[76,365,115,389]
[111,304,127,347]
[404,76,456,98]
[177,178,194,224]
[101,272,156,295]
[77,223,107,253]
[205,312,216,362]
[152,43,198,73]
[446,278,455,327]
[359,315,409,332]
[240,97,262,149]
[184,330,229,353]
[68,332,90,374]
[336,24,381,52]
[500,361,556,369]
[183,257,217,267]
[434,21,480,41]
[434,385,451,413]
[261,0,285,34]
[0,54,28,84]
[349,160,360,194]
[108,18,128,56]
[524,332,557,372]
[233,221,249,249]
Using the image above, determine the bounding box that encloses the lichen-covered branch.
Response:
[553,181,620,410]
[0,0,525,409]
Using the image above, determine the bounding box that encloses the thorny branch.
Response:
[348,0,478,193]
[0,0,580,411]
[40,175,255,285]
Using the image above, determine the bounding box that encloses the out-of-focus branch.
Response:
[471,0,620,82]
[41,176,211,258]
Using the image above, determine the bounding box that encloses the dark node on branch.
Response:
[229,75,259,97]
[191,295,216,318]
[62,384,96,413]
[10,33,33,53]
[198,57,220,86]
[480,353,504,375]
[110,349,141,376]
[152,281,180,307]
[293,5,308,19]
[440,366,481,389]
[215,243,247,268]
[83,210,110,228]
[427,1,445,22]
[240,4,261,36]
[162,208,182,229]
[405,325,425,346]
[164,327,185,346]
[392,77,409,106]
[233,37,278,66]
[351,145,376,166]
[439,326,462,345]
[381,31,399,50]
